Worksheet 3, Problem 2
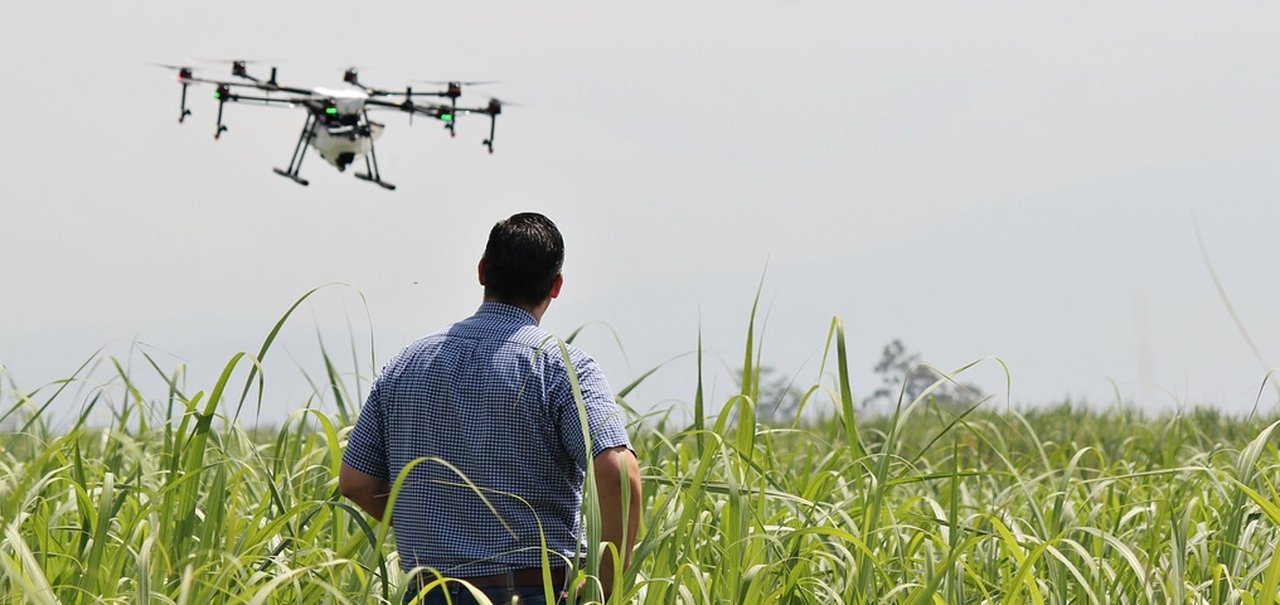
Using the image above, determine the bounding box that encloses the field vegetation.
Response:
[2,292,1280,604]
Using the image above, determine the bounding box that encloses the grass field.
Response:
[2,294,1279,604]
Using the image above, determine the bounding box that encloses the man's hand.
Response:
[592,446,642,599]
[339,463,392,523]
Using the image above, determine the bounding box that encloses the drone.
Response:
[157,60,506,190]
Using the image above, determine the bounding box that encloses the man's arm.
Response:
[593,445,642,594]
[339,462,392,523]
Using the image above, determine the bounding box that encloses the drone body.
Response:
[160,61,505,190]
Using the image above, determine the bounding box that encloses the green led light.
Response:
[213,91,221,99]
[325,107,338,115]
[440,113,453,122]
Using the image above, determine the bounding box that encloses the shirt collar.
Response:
[475,301,538,326]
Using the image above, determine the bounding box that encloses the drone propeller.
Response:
[343,67,418,97]
[150,63,195,80]
[194,58,275,66]
[412,80,500,104]
[332,62,395,72]
[193,58,279,81]
[484,97,525,110]
[412,79,501,86]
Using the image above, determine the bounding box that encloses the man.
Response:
[339,212,642,605]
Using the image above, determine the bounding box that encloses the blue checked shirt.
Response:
[342,302,633,575]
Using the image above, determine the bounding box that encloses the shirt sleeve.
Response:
[555,350,633,472]
[342,377,391,482]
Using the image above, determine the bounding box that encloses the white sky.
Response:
[2,1,1279,423]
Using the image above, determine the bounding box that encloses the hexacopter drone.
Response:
[157,60,506,190]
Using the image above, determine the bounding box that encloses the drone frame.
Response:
[165,61,505,190]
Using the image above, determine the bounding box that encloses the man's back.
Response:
[340,212,641,603]
[342,302,631,575]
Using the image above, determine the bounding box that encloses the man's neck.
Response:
[483,296,550,324]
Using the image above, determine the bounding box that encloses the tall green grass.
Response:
[2,291,1280,604]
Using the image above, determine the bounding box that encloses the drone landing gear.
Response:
[481,100,501,154]
[354,149,395,190]
[354,112,396,190]
[273,114,314,187]
[272,167,309,187]
[178,82,192,124]
[354,169,395,190]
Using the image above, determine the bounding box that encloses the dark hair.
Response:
[482,213,565,307]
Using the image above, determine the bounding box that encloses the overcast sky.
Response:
[2,1,1279,424]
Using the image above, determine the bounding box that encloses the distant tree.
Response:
[862,339,984,410]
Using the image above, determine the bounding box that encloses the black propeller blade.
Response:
[412,79,501,86]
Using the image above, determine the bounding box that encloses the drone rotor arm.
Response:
[211,89,309,138]
[223,94,306,108]
[452,106,501,115]
[265,84,314,96]
[363,98,414,111]
[364,98,449,115]
[364,88,450,99]
[209,86,308,106]
[441,100,505,152]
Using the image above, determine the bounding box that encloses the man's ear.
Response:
[549,273,564,299]
[478,258,487,286]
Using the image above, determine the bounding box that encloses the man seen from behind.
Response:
[339,212,642,604]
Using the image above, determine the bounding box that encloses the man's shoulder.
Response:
[379,314,598,378]
[389,318,563,357]
[501,326,598,374]
[452,318,599,373]
[374,333,438,384]
[532,337,603,383]
[394,328,450,358]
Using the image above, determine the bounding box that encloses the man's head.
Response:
[480,212,565,309]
